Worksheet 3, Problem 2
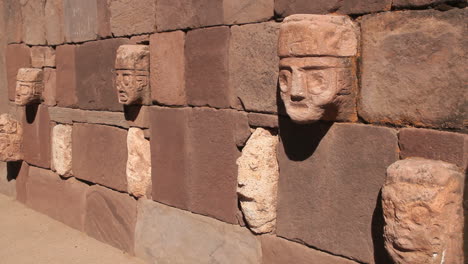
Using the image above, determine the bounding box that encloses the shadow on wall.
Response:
[25,104,39,124]
[372,190,393,264]
[6,161,22,181]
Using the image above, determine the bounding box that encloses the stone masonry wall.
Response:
[0,0,466,263]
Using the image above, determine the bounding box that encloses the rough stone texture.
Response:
[22,105,51,169]
[234,112,251,147]
[399,128,468,171]
[261,235,359,264]
[382,158,465,264]
[85,185,137,254]
[360,9,467,129]
[45,0,65,45]
[186,26,235,109]
[135,199,262,264]
[275,0,392,17]
[55,44,78,108]
[52,124,73,177]
[392,0,465,7]
[151,107,246,224]
[15,68,44,106]
[230,22,279,113]
[0,114,23,162]
[6,44,31,101]
[237,128,279,234]
[14,161,29,204]
[0,1,7,114]
[21,0,46,45]
[223,0,274,24]
[127,128,151,198]
[43,68,57,106]
[248,113,279,128]
[63,0,109,43]
[5,0,23,44]
[150,31,186,106]
[109,0,156,36]
[30,46,55,68]
[73,123,127,192]
[277,121,398,263]
[25,166,88,231]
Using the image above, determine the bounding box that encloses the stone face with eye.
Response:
[15,68,43,106]
[278,15,359,123]
[115,45,150,105]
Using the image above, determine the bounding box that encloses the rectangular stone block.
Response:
[135,199,261,264]
[150,31,186,106]
[22,105,52,169]
[150,107,244,224]
[45,0,65,45]
[30,47,56,68]
[399,128,468,171]
[6,44,31,101]
[223,0,273,24]
[392,0,465,7]
[261,235,358,264]
[360,9,467,129]
[56,44,78,107]
[43,68,57,106]
[21,0,46,45]
[275,0,391,17]
[14,161,29,204]
[72,123,128,192]
[248,113,279,128]
[230,22,280,113]
[5,0,22,44]
[109,0,156,36]
[85,185,137,254]
[185,26,234,109]
[276,121,398,263]
[49,107,140,128]
[63,0,110,42]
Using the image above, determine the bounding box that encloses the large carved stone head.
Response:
[382,158,464,264]
[115,45,150,105]
[278,15,358,123]
[15,68,43,106]
[0,114,23,162]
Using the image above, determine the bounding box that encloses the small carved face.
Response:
[15,81,40,106]
[115,70,148,105]
[279,58,339,123]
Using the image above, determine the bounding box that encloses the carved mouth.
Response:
[118,91,128,102]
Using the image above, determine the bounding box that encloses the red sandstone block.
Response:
[399,128,468,170]
[56,44,79,108]
[85,185,137,254]
[72,123,128,192]
[43,68,57,106]
[15,161,30,204]
[21,0,46,45]
[63,0,111,42]
[276,121,398,263]
[30,46,56,68]
[109,0,156,36]
[393,0,465,7]
[22,105,52,169]
[6,44,31,101]
[275,0,391,16]
[150,31,186,106]
[45,0,65,45]
[185,26,235,109]
[5,0,22,43]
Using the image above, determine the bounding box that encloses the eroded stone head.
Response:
[382,158,464,264]
[278,15,358,124]
[15,68,43,106]
[0,114,23,162]
[115,45,150,105]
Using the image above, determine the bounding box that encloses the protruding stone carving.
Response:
[278,15,359,124]
[127,127,151,198]
[52,124,73,177]
[0,114,23,162]
[15,68,44,105]
[382,158,465,264]
[237,128,279,234]
[115,45,150,105]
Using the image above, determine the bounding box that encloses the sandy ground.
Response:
[0,193,145,264]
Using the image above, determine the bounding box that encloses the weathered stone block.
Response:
[15,68,43,106]
[21,0,46,45]
[392,0,465,7]
[248,113,279,128]
[30,47,55,68]
[230,22,279,113]
[360,9,467,129]
[22,105,51,169]
[43,68,57,106]
[399,128,467,171]
[0,114,23,162]
[109,0,156,36]
[15,161,29,204]
[5,0,22,44]
[72,123,127,192]
[237,128,279,234]
[383,158,465,264]
[135,199,261,263]
[127,128,151,198]
[275,0,391,17]
[85,185,137,254]
[56,44,78,108]
[186,26,234,109]
[6,44,31,101]
[52,124,73,177]
[63,0,110,42]
[45,0,65,45]
[277,121,398,263]
[223,0,273,24]
[150,31,186,106]
[261,235,359,264]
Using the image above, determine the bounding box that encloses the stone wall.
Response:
[0,0,466,263]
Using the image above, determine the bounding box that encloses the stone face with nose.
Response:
[278,15,359,124]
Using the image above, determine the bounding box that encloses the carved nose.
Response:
[290,70,305,102]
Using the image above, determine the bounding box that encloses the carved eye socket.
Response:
[123,74,132,86]
[20,85,31,95]
[279,70,291,93]
[307,71,327,95]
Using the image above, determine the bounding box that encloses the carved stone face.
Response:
[115,45,150,105]
[15,68,43,106]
